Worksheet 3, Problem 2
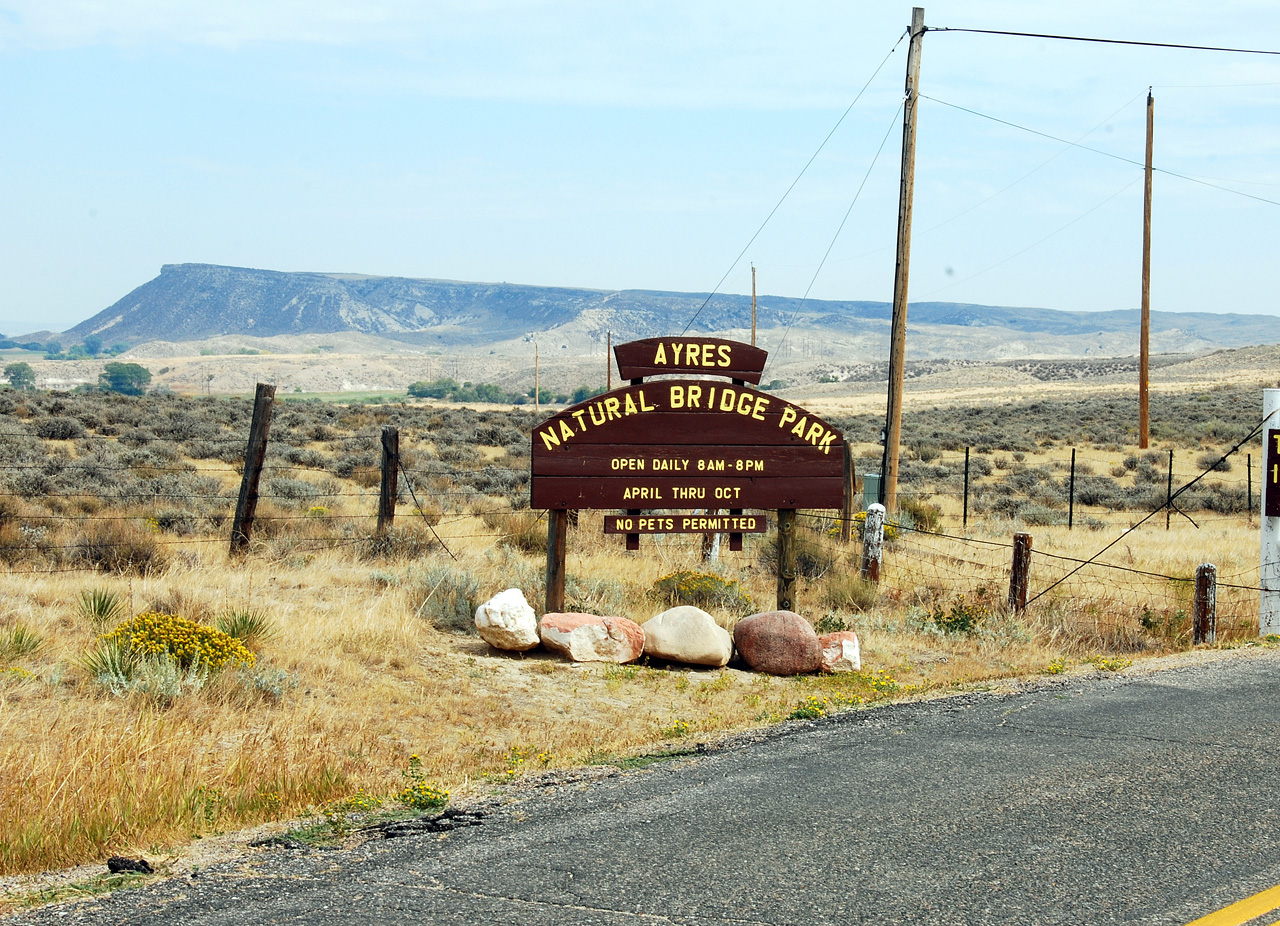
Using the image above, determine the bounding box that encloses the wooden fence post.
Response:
[776,509,797,611]
[1166,449,1174,530]
[376,426,399,536]
[840,444,855,543]
[545,509,568,613]
[860,502,885,584]
[230,383,276,554]
[1068,447,1076,530]
[1008,531,1032,613]
[1194,562,1217,645]
[962,448,970,528]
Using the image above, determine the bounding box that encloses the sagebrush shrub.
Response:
[413,566,481,634]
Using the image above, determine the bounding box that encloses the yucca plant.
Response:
[76,588,126,631]
[0,623,44,662]
[216,609,277,652]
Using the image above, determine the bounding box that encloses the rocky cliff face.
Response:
[63,263,1280,359]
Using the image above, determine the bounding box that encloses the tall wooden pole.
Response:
[607,331,612,391]
[751,264,757,347]
[879,6,925,513]
[535,342,540,414]
[1139,89,1154,449]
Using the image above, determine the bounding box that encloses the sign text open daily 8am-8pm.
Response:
[530,337,846,539]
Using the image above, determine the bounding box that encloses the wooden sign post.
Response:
[532,337,846,613]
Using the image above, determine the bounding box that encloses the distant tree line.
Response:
[0,334,130,358]
[2,360,152,395]
[407,378,605,406]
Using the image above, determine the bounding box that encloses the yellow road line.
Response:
[1187,884,1280,926]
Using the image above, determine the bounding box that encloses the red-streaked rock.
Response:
[818,631,862,673]
[642,606,733,667]
[539,612,645,663]
[474,588,539,651]
[733,610,822,676]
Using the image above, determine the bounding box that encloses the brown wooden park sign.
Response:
[532,336,847,614]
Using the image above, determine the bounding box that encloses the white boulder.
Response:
[474,588,539,652]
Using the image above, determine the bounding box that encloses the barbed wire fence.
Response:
[0,387,1270,645]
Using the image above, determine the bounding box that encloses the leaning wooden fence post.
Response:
[545,509,568,614]
[840,443,855,543]
[1068,447,1076,530]
[1008,531,1032,613]
[1193,562,1217,645]
[376,425,399,536]
[230,383,276,554]
[860,503,885,584]
[776,509,798,611]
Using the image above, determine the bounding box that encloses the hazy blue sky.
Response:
[1,1,1277,337]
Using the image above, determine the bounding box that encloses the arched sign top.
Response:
[613,337,767,385]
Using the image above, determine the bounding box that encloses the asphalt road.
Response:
[9,650,1280,925]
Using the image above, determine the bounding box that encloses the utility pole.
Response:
[751,264,757,347]
[1139,89,1154,449]
[607,331,612,390]
[879,6,925,512]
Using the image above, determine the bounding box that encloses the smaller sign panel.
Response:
[1267,429,1280,517]
[614,337,767,384]
[604,513,767,534]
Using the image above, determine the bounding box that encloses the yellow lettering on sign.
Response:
[752,395,770,420]
[571,409,587,432]
[687,384,703,409]
[604,396,622,421]
[670,385,684,409]
[791,416,808,438]
[654,342,668,365]
[779,407,797,430]
[639,390,655,412]
[718,344,731,367]
[736,392,753,416]
[671,343,684,364]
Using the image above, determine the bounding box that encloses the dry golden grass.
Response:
[0,438,1267,886]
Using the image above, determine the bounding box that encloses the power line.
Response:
[928,27,1280,57]
[678,29,907,336]
[921,93,1280,209]
[767,97,905,373]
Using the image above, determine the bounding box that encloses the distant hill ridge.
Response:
[63,263,1280,357]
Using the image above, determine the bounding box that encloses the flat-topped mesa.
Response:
[613,337,768,384]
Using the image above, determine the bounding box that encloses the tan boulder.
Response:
[733,610,822,676]
[539,612,645,663]
[818,631,861,673]
[642,606,733,667]
[474,588,539,652]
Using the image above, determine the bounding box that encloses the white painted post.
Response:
[1261,389,1280,636]
[861,503,886,584]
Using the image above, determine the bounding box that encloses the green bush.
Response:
[929,596,988,635]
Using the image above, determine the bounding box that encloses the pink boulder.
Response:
[818,631,861,673]
[539,612,645,664]
[733,610,822,676]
